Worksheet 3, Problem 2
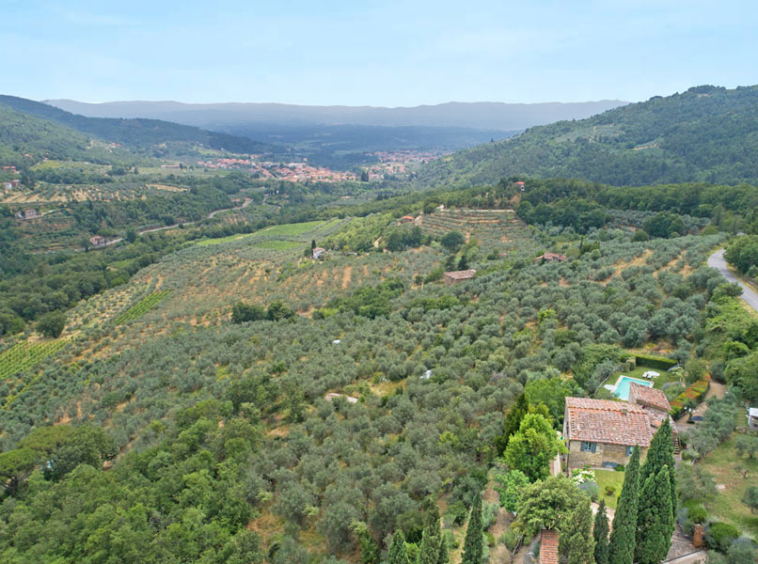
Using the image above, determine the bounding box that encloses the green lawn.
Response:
[600,365,683,398]
[594,469,625,509]
[699,434,758,537]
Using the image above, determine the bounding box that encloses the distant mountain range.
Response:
[0,96,269,157]
[415,85,758,187]
[44,99,627,131]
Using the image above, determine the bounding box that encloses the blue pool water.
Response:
[614,376,653,400]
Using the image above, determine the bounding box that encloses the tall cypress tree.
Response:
[640,419,677,520]
[462,493,483,564]
[635,466,675,564]
[593,499,610,564]
[419,529,440,564]
[388,531,409,564]
[437,533,449,564]
[561,497,595,564]
[496,393,528,454]
[608,445,640,564]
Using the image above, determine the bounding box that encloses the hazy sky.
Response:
[2,0,756,106]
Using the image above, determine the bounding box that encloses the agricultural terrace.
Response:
[0,210,734,557]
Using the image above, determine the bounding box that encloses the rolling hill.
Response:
[415,85,758,187]
[0,104,104,165]
[0,95,270,156]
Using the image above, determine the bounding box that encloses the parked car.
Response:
[688,415,704,424]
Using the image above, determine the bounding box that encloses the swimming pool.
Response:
[613,376,653,401]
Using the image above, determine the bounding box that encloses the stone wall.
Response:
[567,440,648,470]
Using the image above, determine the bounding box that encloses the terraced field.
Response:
[0,338,69,380]
[113,291,171,325]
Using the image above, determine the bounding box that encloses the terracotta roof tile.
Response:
[628,383,671,413]
[565,397,653,447]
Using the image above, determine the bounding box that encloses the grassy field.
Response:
[195,232,255,247]
[195,220,333,247]
[258,220,329,237]
[252,240,303,250]
[699,435,758,537]
[594,469,625,509]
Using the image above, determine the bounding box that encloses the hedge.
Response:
[634,354,678,370]
[670,374,711,418]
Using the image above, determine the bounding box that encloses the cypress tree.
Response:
[388,531,409,564]
[561,497,595,564]
[437,533,449,564]
[608,445,640,564]
[496,393,528,454]
[419,497,442,564]
[593,499,610,564]
[462,492,483,564]
[640,418,677,520]
[419,529,440,564]
[635,466,675,564]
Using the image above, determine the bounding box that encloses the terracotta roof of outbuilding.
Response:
[540,530,559,564]
[628,383,671,413]
[565,397,653,447]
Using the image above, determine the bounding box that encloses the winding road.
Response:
[708,248,758,312]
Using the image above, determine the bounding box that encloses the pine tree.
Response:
[388,531,409,564]
[593,499,610,564]
[640,418,677,520]
[635,466,675,564]
[561,497,595,564]
[462,493,483,564]
[608,445,640,564]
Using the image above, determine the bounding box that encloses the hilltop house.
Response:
[563,397,653,470]
[398,215,416,224]
[534,252,567,263]
[444,270,476,285]
[89,235,108,248]
[312,247,326,260]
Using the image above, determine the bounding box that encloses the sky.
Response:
[2,0,757,106]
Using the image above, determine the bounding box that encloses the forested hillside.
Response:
[417,85,758,187]
[0,105,109,165]
[0,96,269,155]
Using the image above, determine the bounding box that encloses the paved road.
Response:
[708,249,758,312]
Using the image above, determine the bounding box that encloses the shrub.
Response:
[635,354,678,370]
[614,464,625,472]
[604,486,616,497]
[706,522,740,553]
[445,501,468,527]
[687,504,708,524]
[578,481,600,501]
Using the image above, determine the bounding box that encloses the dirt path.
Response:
[675,381,726,427]
[482,481,514,563]
[342,266,353,289]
